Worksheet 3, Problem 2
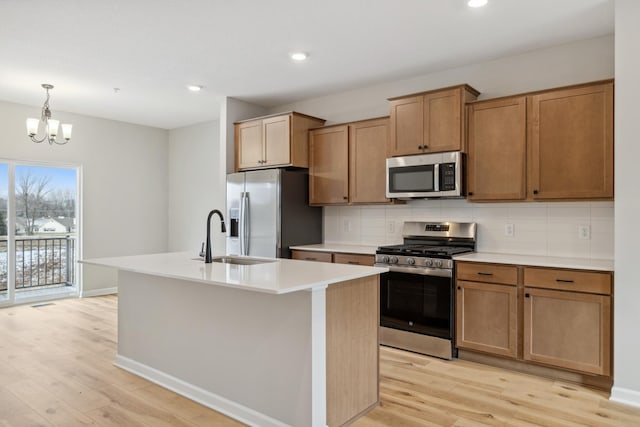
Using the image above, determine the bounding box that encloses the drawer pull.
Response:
[556,279,575,283]
[477,272,493,276]
[305,257,317,261]
[347,261,360,265]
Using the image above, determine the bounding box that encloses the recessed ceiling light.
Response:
[468,0,488,7]
[290,52,308,61]
[187,85,203,92]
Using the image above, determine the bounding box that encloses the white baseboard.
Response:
[82,287,118,297]
[610,386,640,408]
[114,354,288,427]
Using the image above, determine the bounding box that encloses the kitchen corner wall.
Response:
[325,200,613,259]
[0,100,169,295]
[272,34,615,260]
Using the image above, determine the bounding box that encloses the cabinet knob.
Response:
[457,286,461,290]
[533,190,539,195]
[468,192,474,196]
[343,196,348,200]
[525,293,530,298]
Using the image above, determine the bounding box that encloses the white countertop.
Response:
[81,252,387,295]
[289,243,378,255]
[454,252,614,272]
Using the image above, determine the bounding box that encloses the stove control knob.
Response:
[389,256,399,264]
[434,259,443,268]
[407,258,415,265]
[425,259,433,267]
[380,255,390,263]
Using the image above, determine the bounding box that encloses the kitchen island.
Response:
[81,252,387,427]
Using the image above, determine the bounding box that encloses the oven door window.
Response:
[388,164,435,194]
[380,271,452,339]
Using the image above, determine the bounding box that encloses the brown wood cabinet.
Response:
[309,117,391,205]
[456,261,613,378]
[389,85,479,156]
[291,249,374,266]
[523,267,612,376]
[235,112,325,171]
[466,80,614,202]
[467,96,527,201]
[528,81,614,200]
[456,263,519,358]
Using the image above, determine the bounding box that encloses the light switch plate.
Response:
[387,220,395,234]
[343,219,352,233]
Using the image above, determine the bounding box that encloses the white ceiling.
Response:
[0,0,613,130]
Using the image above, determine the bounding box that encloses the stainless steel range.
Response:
[375,221,476,359]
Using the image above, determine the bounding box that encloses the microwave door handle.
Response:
[434,164,440,192]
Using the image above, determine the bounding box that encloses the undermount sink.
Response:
[193,256,275,265]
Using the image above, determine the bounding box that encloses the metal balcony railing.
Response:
[0,235,76,292]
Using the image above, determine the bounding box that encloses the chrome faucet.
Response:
[205,209,226,263]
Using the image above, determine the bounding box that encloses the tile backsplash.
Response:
[324,199,614,260]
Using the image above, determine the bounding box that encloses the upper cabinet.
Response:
[467,80,614,202]
[528,82,614,200]
[309,117,392,205]
[389,85,479,156]
[467,96,527,201]
[235,112,325,171]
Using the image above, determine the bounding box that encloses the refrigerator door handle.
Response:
[240,192,250,256]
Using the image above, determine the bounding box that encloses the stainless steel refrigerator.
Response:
[226,169,322,258]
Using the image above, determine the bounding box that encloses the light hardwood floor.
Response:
[1,295,639,426]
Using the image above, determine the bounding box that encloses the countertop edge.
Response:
[289,243,378,255]
[453,252,614,272]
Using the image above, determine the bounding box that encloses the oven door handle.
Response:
[375,264,452,278]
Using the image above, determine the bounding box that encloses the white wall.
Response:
[611,0,640,408]
[271,35,615,260]
[0,100,169,294]
[168,120,224,254]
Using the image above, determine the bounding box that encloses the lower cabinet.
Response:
[523,267,612,376]
[456,280,518,358]
[456,261,613,377]
[291,250,374,266]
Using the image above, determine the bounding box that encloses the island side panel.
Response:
[326,275,380,426]
[116,270,314,427]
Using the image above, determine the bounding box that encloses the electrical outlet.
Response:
[504,223,515,237]
[578,225,591,240]
[387,220,395,234]
[343,219,352,233]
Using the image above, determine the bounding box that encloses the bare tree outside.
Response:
[16,172,51,235]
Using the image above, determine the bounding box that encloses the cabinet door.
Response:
[523,287,611,375]
[389,96,424,156]
[528,82,613,200]
[424,88,463,153]
[309,126,349,205]
[456,280,518,358]
[263,115,291,167]
[467,97,527,201]
[349,118,391,204]
[236,120,264,170]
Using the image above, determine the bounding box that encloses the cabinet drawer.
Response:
[524,267,611,295]
[291,250,333,263]
[456,262,518,285]
[333,253,375,266]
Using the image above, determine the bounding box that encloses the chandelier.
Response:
[26,84,72,145]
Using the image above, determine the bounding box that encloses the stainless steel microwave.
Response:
[386,151,464,199]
